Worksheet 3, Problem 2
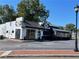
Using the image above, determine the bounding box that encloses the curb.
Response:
[7,39,24,42]
[1,54,79,58]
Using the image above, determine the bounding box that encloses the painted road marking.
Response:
[0,51,12,57]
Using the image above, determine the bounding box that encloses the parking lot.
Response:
[0,39,76,51]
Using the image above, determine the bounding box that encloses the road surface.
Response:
[0,39,77,51]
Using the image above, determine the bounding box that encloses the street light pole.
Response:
[74,5,79,51]
[75,10,78,51]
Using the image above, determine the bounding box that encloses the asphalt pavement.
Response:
[0,39,79,58]
[0,39,76,51]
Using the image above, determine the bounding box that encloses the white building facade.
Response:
[0,17,44,40]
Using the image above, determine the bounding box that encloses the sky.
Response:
[0,0,79,27]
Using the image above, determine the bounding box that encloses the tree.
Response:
[3,5,16,22]
[59,26,64,30]
[0,5,4,24]
[0,5,17,23]
[65,23,75,31]
[17,0,49,22]
[0,5,4,16]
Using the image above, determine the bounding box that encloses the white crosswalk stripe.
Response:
[0,51,12,57]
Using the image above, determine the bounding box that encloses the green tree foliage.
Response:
[0,5,4,16]
[0,5,16,23]
[17,0,49,22]
[3,5,17,22]
[59,26,64,30]
[0,5,4,24]
[65,23,75,31]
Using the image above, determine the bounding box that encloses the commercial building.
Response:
[0,17,44,40]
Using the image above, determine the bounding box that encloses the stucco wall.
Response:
[0,24,6,36]
[0,17,44,40]
[5,21,16,38]
[72,32,79,40]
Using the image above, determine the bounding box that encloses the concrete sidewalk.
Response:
[1,50,79,57]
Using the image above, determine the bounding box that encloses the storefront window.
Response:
[27,29,35,39]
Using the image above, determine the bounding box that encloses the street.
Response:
[0,39,77,51]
